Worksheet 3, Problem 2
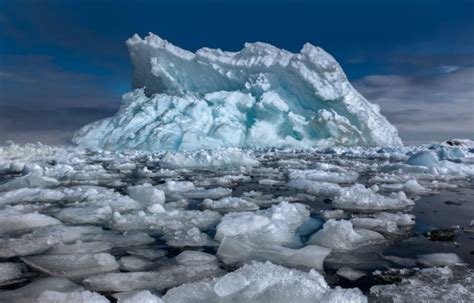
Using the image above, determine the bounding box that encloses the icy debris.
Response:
[0,169,58,191]
[217,237,331,271]
[336,266,366,281]
[21,253,119,279]
[175,251,217,266]
[84,263,224,292]
[407,150,440,167]
[351,212,415,235]
[119,255,153,271]
[370,266,474,303]
[161,149,259,168]
[110,209,221,234]
[37,290,110,303]
[182,187,232,200]
[288,168,359,184]
[333,184,414,211]
[0,277,84,303]
[417,253,463,267]
[0,209,61,234]
[0,262,23,285]
[0,188,65,206]
[201,197,259,213]
[320,209,346,220]
[0,234,59,258]
[117,290,163,303]
[162,261,367,303]
[215,202,309,245]
[126,247,167,260]
[46,240,113,254]
[163,227,216,247]
[379,178,430,195]
[308,220,385,251]
[55,206,113,224]
[287,179,341,196]
[128,184,166,205]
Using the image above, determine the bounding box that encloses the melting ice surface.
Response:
[73,33,402,151]
[0,140,473,302]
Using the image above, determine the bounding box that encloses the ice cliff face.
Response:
[73,33,402,151]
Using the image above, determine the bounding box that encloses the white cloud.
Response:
[353,67,474,144]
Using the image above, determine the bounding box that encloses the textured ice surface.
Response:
[417,253,464,267]
[162,261,367,303]
[333,184,414,211]
[215,202,309,245]
[370,266,474,303]
[73,33,401,151]
[217,236,331,270]
[117,290,163,303]
[0,277,84,303]
[37,290,110,303]
[21,253,119,279]
[1,142,473,302]
[308,220,385,251]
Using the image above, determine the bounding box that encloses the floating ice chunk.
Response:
[333,184,414,211]
[0,210,61,234]
[110,209,221,233]
[128,184,166,205]
[288,169,359,184]
[126,247,167,260]
[406,150,439,167]
[63,186,142,212]
[379,178,430,194]
[217,237,331,270]
[163,227,216,247]
[308,220,385,251]
[320,209,346,220]
[147,203,166,213]
[46,240,113,254]
[21,253,119,279]
[336,266,366,281]
[351,212,415,235]
[161,180,196,193]
[201,197,259,213]
[0,170,58,191]
[417,253,463,267]
[161,149,259,168]
[215,202,309,245]
[0,277,84,303]
[54,206,113,224]
[37,290,110,303]
[287,179,341,196]
[117,290,163,303]
[119,255,153,271]
[0,188,65,206]
[0,262,23,285]
[0,234,59,258]
[175,250,217,266]
[370,266,474,302]
[182,187,232,200]
[162,261,367,303]
[84,263,224,292]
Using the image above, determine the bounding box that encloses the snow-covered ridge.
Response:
[73,33,401,151]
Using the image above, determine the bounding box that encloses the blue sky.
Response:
[1,0,473,145]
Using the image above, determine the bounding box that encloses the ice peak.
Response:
[73,34,402,151]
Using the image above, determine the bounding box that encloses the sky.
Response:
[0,0,473,146]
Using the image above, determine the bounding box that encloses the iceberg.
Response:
[73,33,402,151]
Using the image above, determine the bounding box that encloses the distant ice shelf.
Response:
[73,33,402,151]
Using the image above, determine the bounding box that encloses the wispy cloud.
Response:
[354,66,474,144]
[0,55,121,145]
